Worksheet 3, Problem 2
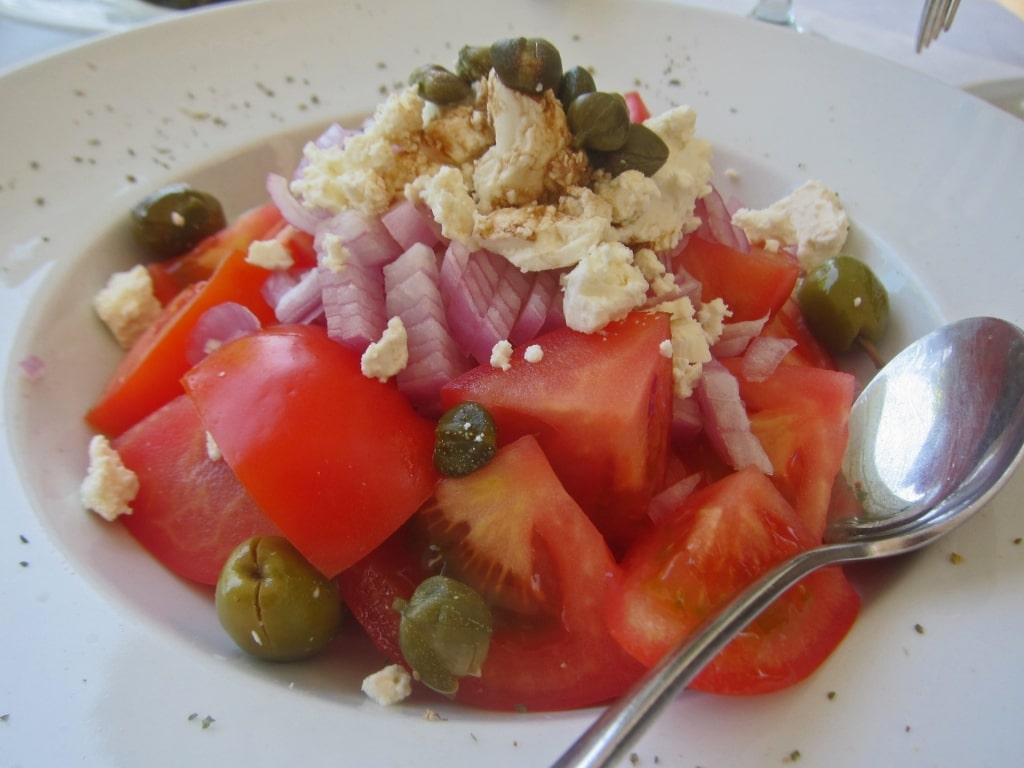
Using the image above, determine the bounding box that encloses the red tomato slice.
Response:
[607,466,859,695]
[146,202,284,304]
[723,359,855,540]
[676,238,801,322]
[338,436,645,712]
[183,324,438,578]
[114,394,281,585]
[440,312,673,555]
[762,296,837,370]
[86,247,279,437]
[623,91,651,123]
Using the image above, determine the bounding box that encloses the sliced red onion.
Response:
[273,267,324,325]
[320,261,387,353]
[185,302,261,366]
[648,473,701,525]
[696,360,773,475]
[384,243,471,415]
[695,185,750,252]
[670,394,703,449]
[741,336,797,382]
[19,354,45,381]
[711,314,769,359]
[265,173,325,234]
[380,199,443,250]
[316,208,403,268]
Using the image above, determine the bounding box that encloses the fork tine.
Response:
[943,0,962,31]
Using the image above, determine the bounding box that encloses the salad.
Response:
[78,37,888,713]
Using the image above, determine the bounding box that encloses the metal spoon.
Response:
[553,316,1024,768]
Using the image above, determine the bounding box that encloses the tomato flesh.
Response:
[607,466,859,695]
[183,324,438,578]
[339,436,645,711]
[114,394,280,585]
[440,311,673,555]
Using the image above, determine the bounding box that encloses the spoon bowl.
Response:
[553,316,1024,768]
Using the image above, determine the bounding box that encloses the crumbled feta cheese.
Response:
[472,72,583,213]
[524,344,544,363]
[697,297,732,345]
[474,201,608,272]
[246,238,294,270]
[205,431,222,462]
[361,316,409,382]
[320,232,350,273]
[634,247,676,298]
[80,435,139,521]
[92,264,162,349]
[656,297,714,399]
[659,339,674,358]
[731,180,849,271]
[361,664,413,706]
[490,339,513,371]
[407,165,477,244]
[561,242,650,333]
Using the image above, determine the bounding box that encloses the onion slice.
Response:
[696,360,773,475]
[185,302,261,366]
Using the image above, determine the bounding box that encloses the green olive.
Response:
[455,45,492,82]
[409,64,473,105]
[130,183,226,259]
[588,122,670,177]
[490,37,563,95]
[433,401,498,477]
[797,255,890,353]
[215,536,342,662]
[394,575,493,696]
[567,91,631,151]
[558,65,597,111]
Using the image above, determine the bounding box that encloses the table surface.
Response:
[2,0,1023,87]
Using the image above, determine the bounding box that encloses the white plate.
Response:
[2,1,1023,765]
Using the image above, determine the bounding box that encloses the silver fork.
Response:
[916,0,962,51]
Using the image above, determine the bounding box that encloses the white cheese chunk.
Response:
[361,664,413,707]
[561,242,649,333]
[246,238,294,271]
[361,316,409,382]
[80,435,139,522]
[92,264,162,349]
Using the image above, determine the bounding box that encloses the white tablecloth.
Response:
[2,0,1023,87]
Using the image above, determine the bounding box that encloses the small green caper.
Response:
[394,575,493,696]
[588,122,670,177]
[433,401,498,477]
[455,45,492,82]
[558,65,596,110]
[567,91,631,151]
[490,37,563,95]
[409,64,472,105]
[797,255,890,353]
[130,183,226,259]
[215,536,342,662]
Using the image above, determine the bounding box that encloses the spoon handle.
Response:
[551,544,853,768]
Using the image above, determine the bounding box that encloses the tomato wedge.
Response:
[183,324,438,578]
[607,466,859,695]
[723,358,855,540]
[86,247,279,437]
[114,394,280,585]
[676,237,800,322]
[440,311,672,555]
[339,436,645,711]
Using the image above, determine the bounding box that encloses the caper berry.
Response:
[409,64,472,105]
[567,91,631,152]
[797,255,890,353]
[215,536,342,662]
[455,45,492,82]
[558,65,596,110]
[394,575,493,696]
[588,122,670,177]
[130,183,226,259]
[433,401,498,477]
[490,37,563,95]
